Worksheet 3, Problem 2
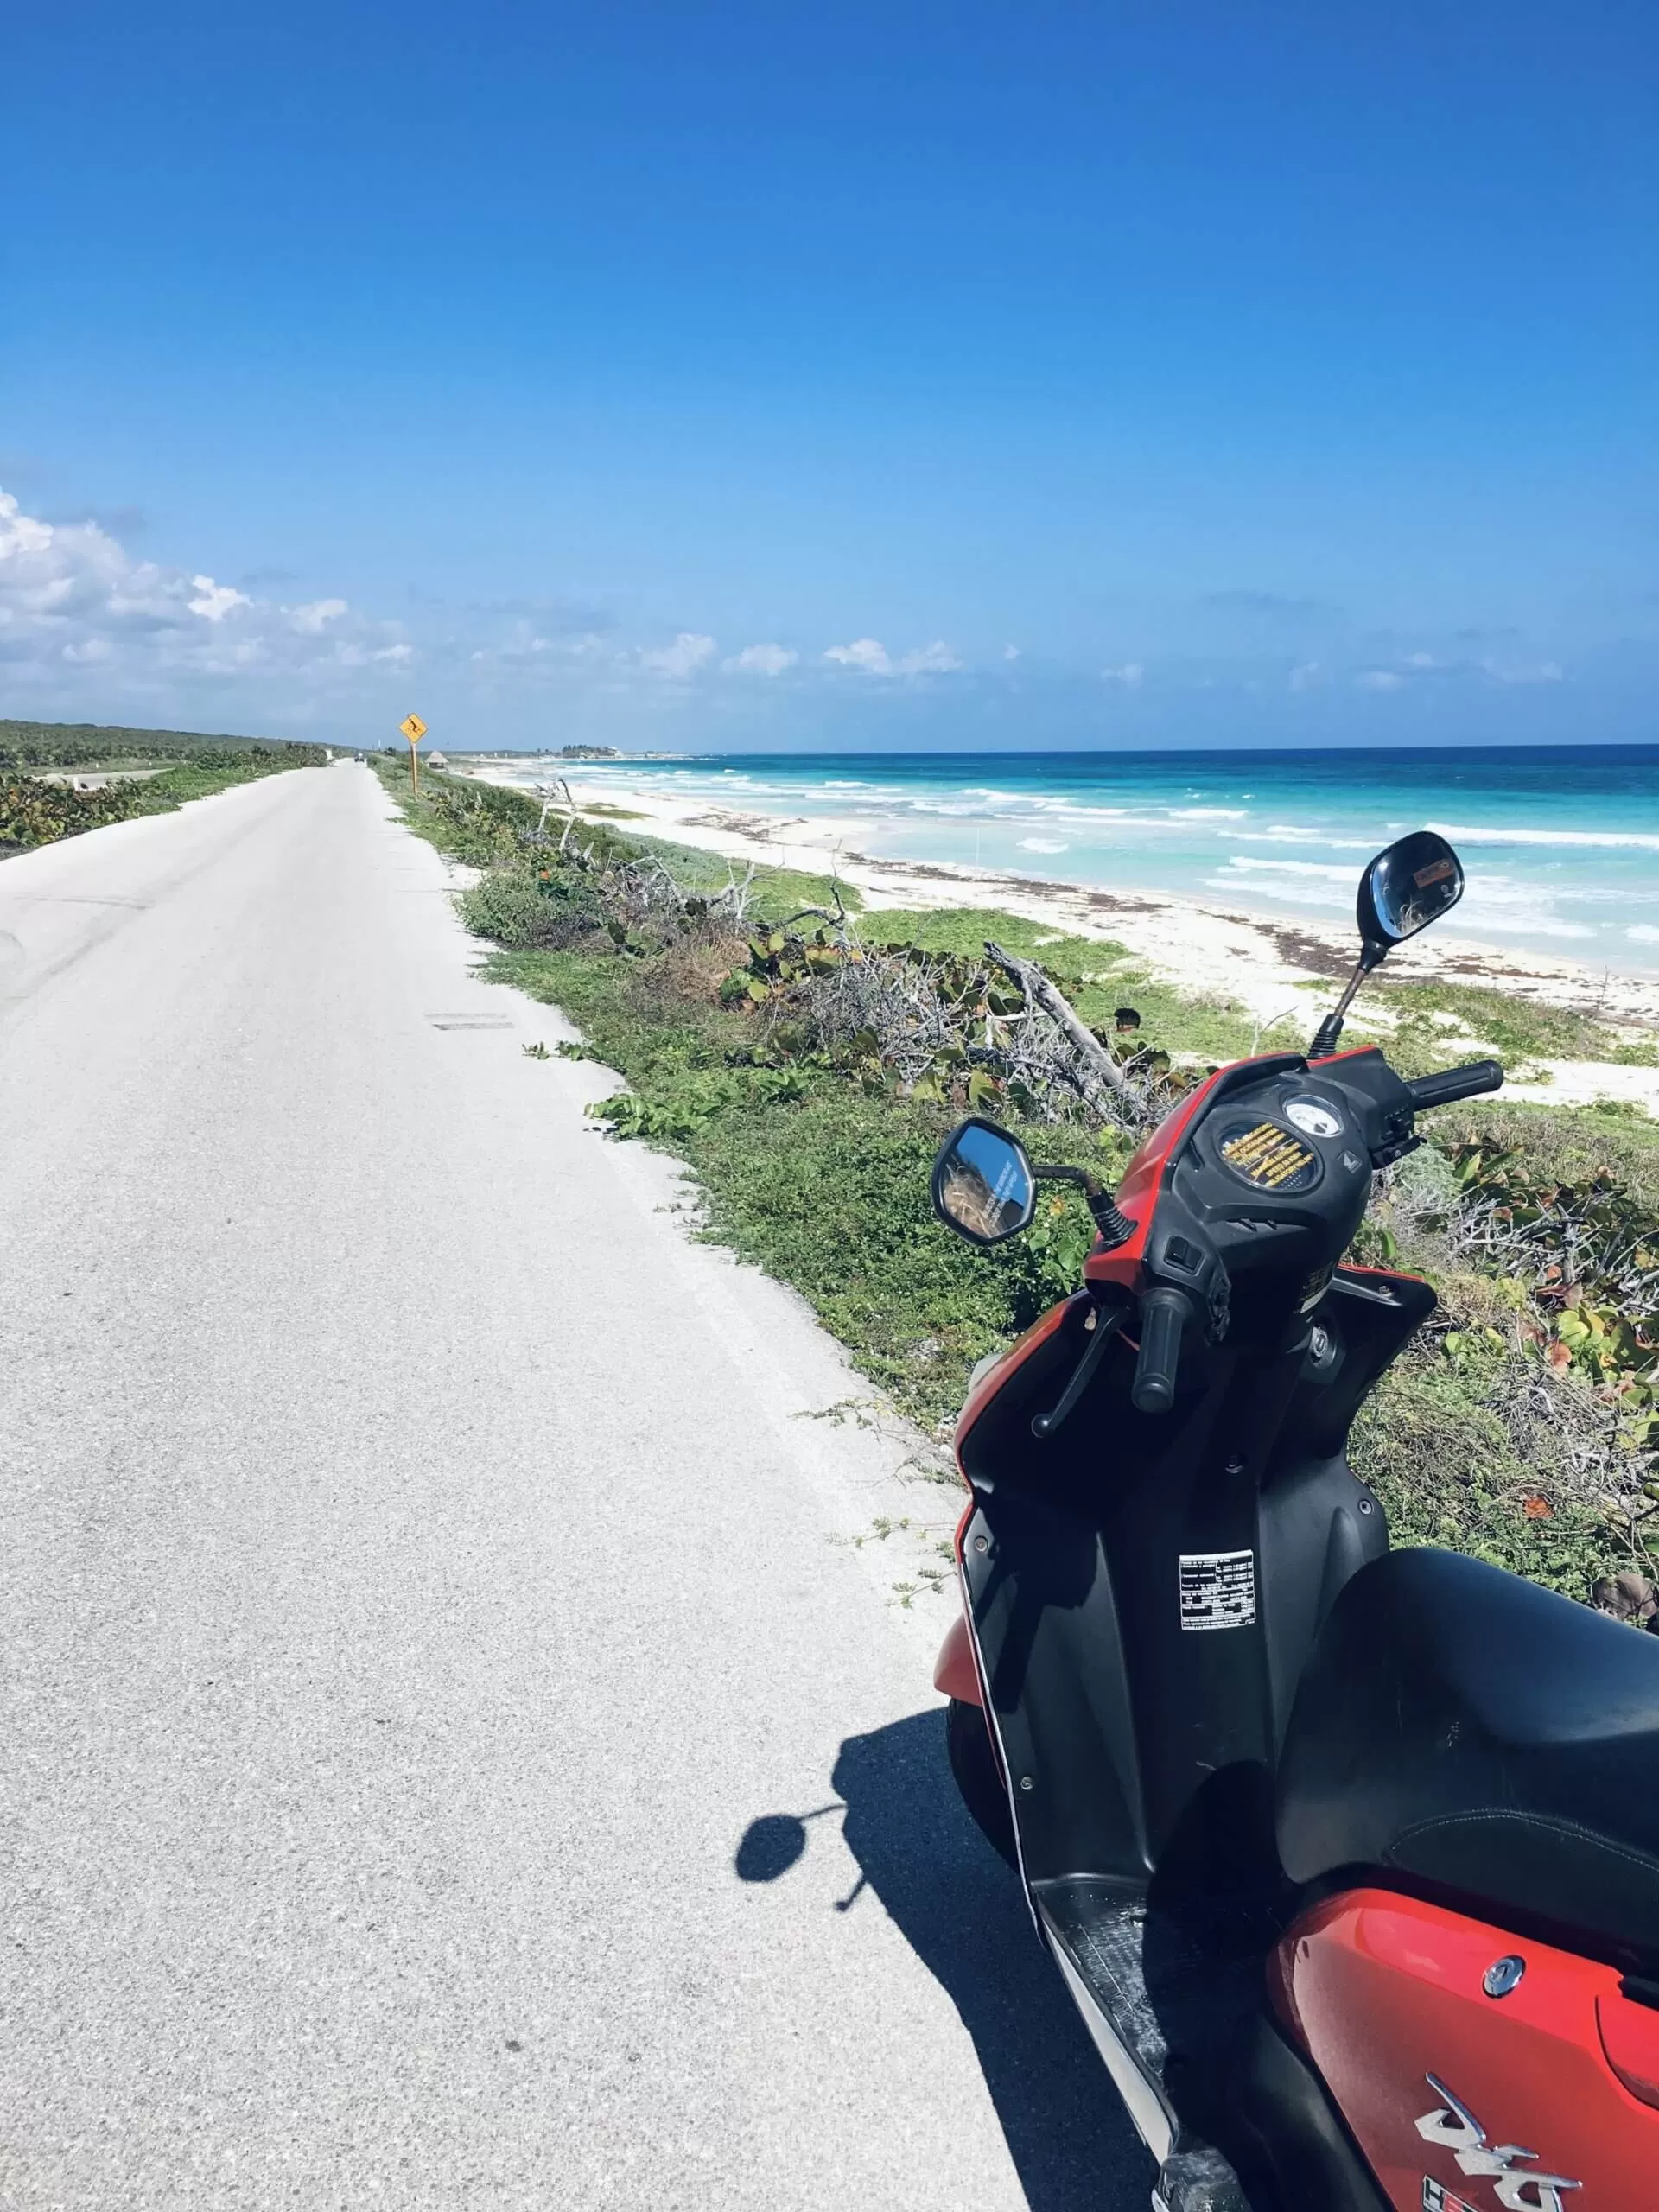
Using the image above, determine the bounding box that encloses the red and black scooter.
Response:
[929,831,1659,2212]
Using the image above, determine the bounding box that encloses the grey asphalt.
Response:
[0,765,1149,2210]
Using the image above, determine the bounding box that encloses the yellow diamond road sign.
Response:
[399,713,427,742]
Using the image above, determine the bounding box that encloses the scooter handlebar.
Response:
[1404,1058,1504,1112]
[1131,1287,1187,1415]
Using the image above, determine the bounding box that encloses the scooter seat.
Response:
[1276,1547,1659,1961]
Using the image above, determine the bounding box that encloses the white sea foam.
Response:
[1630,925,1659,944]
[1202,874,1346,911]
[1234,830,1377,851]
[1547,882,1659,907]
[1020,803,1246,833]
[1457,912,1597,939]
[1428,820,1659,852]
[1018,838,1070,853]
[1202,871,1597,938]
[1026,802,1131,822]
[1219,858,1359,885]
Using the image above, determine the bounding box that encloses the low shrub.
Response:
[457,868,605,950]
[0,778,150,847]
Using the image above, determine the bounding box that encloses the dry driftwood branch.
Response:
[777,877,850,931]
[984,940,1150,1122]
[713,860,760,922]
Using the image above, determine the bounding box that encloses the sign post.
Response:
[398,713,427,792]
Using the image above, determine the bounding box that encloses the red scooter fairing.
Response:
[1268,1535,1659,2206]
[1275,1890,1659,2210]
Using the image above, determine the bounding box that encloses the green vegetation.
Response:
[385,760,1658,1602]
[0,717,325,771]
[1349,1135,1657,1591]
[1364,975,1659,1074]
[0,723,331,852]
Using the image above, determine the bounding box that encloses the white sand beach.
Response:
[457,760,1659,1113]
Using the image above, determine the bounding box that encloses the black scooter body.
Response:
[958,1262,1427,1887]
[943,1045,1462,2208]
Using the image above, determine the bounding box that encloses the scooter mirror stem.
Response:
[1308,941,1389,1061]
[1031,1163,1136,1250]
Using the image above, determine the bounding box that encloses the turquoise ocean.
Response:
[509,747,1659,976]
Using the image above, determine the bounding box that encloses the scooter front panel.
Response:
[951,1266,1407,1882]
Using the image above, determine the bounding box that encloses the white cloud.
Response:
[0,484,413,694]
[289,597,349,633]
[725,642,798,676]
[825,637,894,675]
[467,624,613,674]
[1102,662,1143,687]
[1003,643,1020,661]
[1351,652,1563,691]
[1481,657,1563,684]
[1288,661,1321,691]
[0,499,54,560]
[187,575,251,623]
[824,637,963,677]
[642,631,717,677]
[899,639,962,674]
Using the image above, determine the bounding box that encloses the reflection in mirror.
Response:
[1359,830,1465,948]
[931,1118,1037,1246]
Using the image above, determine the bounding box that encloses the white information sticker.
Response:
[1179,1549,1258,1632]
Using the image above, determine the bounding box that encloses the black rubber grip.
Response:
[1131,1287,1187,1415]
[1405,1059,1504,1111]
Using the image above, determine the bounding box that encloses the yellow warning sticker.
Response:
[1220,1121,1318,1190]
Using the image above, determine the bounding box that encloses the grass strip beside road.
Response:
[389,760,1659,1609]
[0,743,329,852]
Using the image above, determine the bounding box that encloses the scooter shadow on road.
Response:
[735,1707,1154,2212]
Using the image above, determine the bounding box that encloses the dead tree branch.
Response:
[984,940,1151,1124]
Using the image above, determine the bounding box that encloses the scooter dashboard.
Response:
[1193,1074,1373,1211]
[1150,1054,1406,1295]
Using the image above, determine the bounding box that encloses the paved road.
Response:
[0,766,1149,2210]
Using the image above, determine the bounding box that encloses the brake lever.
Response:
[1032,1304,1128,1439]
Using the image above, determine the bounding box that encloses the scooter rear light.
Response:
[1597,1989,1659,2111]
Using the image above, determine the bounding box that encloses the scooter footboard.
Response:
[1033,1877,1387,2210]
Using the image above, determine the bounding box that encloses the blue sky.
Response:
[3,0,1655,750]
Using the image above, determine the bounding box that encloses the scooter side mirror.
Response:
[1310,830,1465,1058]
[931,1117,1037,1246]
[1357,830,1465,961]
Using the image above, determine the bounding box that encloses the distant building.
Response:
[426,750,448,769]
[556,744,622,759]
